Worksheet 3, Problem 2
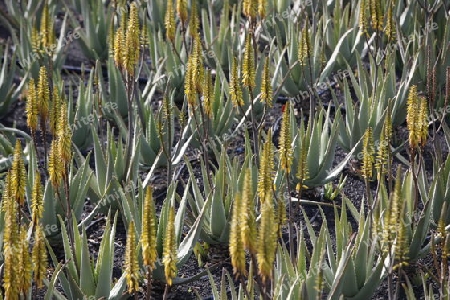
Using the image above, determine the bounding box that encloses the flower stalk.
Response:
[163,206,177,289]
[141,186,158,300]
[125,220,140,296]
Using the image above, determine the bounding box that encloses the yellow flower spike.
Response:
[2,171,10,211]
[26,78,38,134]
[140,21,149,48]
[362,127,374,180]
[31,25,40,53]
[188,1,199,38]
[202,69,213,118]
[32,226,48,288]
[229,56,243,107]
[176,0,188,24]
[141,186,158,269]
[383,166,408,268]
[18,225,32,295]
[370,0,382,31]
[229,193,246,276]
[388,167,402,239]
[125,2,140,75]
[40,3,55,54]
[385,1,396,41]
[192,35,204,94]
[108,19,115,58]
[257,131,274,203]
[11,140,26,206]
[163,94,172,127]
[2,172,14,233]
[125,220,140,293]
[243,0,257,19]
[57,102,72,166]
[165,0,176,42]
[184,56,196,107]
[31,171,44,228]
[419,96,428,147]
[375,140,385,176]
[120,6,128,29]
[376,121,391,177]
[382,208,393,255]
[260,57,272,107]
[2,175,18,270]
[406,85,424,149]
[359,0,368,36]
[114,27,125,68]
[372,203,380,240]
[298,23,311,66]
[384,105,393,142]
[163,206,178,286]
[258,0,266,19]
[279,104,293,173]
[46,5,55,48]
[242,33,256,88]
[296,129,310,185]
[257,194,277,284]
[241,168,257,255]
[38,66,50,122]
[48,141,63,188]
[49,86,61,135]
[276,198,286,239]
[395,205,409,269]
[2,172,20,299]
[4,243,19,299]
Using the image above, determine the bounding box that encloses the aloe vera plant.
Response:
[207,267,248,300]
[0,44,25,118]
[2,0,41,26]
[187,69,235,151]
[46,213,124,300]
[68,67,98,151]
[143,7,187,101]
[185,149,252,244]
[200,0,240,73]
[324,200,384,299]
[321,1,366,72]
[146,0,168,31]
[0,0,449,298]
[272,225,328,300]
[0,132,15,171]
[65,0,113,61]
[98,58,129,119]
[41,151,93,242]
[279,104,359,187]
[86,122,140,214]
[272,14,320,97]
[333,49,418,156]
[272,0,365,99]
[429,123,450,224]
[118,181,213,287]
[10,3,71,76]
[139,103,165,167]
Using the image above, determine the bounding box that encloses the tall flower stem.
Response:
[145,266,152,300]
[125,73,135,178]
